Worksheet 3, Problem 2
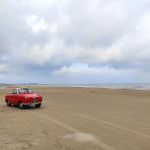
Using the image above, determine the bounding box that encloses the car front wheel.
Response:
[18,102,24,109]
[35,103,41,108]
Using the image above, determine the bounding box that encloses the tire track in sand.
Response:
[69,112,150,140]
[29,112,115,150]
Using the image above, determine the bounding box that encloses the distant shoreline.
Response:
[1,83,150,91]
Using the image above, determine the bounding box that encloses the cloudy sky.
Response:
[0,0,150,84]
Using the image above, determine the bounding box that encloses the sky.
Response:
[0,0,150,84]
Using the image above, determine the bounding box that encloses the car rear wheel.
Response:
[18,102,24,109]
[35,103,41,108]
[6,100,11,106]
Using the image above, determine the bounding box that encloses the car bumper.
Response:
[22,102,41,106]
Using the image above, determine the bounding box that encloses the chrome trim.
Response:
[33,97,37,103]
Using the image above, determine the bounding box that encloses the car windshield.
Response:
[18,88,33,94]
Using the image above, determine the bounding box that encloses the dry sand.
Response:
[0,86,150,150]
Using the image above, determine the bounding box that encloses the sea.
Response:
[1,83,150,91]
[47,83,150,91]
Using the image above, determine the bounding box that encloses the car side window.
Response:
[13,89,17,94]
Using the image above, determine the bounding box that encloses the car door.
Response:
[11,89,18,104]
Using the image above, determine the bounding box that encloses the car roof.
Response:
[14,88,30,90]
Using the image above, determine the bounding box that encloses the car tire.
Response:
[35,103,41,108]
[6,100,11,106]
[18,102,24,109]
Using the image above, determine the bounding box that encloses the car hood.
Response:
[21,93,41,98]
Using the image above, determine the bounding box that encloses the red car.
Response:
[5,88,43,109]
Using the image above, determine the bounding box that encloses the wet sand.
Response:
[0,86,150,150]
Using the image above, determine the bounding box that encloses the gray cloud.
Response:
[0,0,150,83]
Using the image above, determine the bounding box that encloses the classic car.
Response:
[5,88,43,109]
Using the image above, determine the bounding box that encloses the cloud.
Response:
[0,0,150,83]
[52,63,140,84]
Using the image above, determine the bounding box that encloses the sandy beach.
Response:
[0,86,150,150]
